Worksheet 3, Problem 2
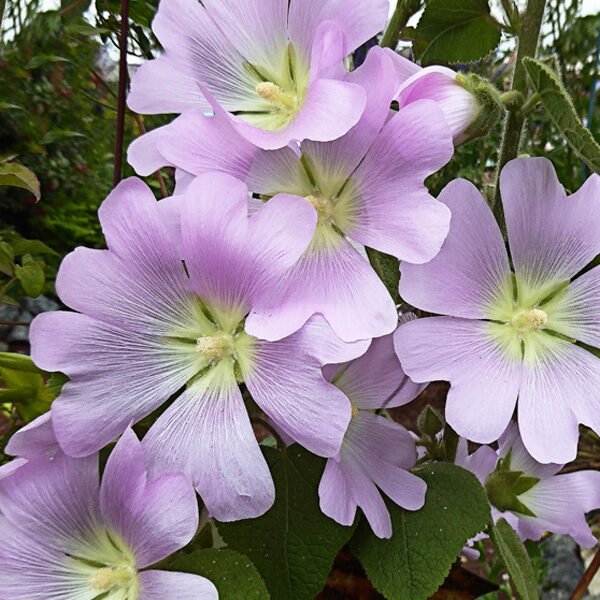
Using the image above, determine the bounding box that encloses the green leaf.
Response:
[47,372,69,397]
[24,54,70,70]
[0,163,41,201]
[0,102,24,112]
[0,242,14,276]
[490,518,539,600]
[414,0,502,65]
[40,130,85,145]
[11,239,59,257]
[0,352,43,374]
[169,549,269,600]
[366,247,400,304]
[217,446,356,600]
[14,256,45,297]
[351,463,491,600]
[523,58,600,173]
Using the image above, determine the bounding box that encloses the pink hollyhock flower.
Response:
[30,174,369,521]
[395,157,600,464]
[319,317,427,538]
[0,427,217,600]
[127,0,389,149]
[455,424,600,547]
[129,48,454,342]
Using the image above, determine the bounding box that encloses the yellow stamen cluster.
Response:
[89,566,135,592]
[196,334,233,361]
[305,194,334,222]
[256,82,298,111]
[511,308,548,333]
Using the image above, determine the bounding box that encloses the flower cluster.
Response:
[2,0,599,596]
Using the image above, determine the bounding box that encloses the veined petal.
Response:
[501,159,600,305]
[127,123,174,176]
[348,100,453,264]
[454,438,497,484]
[517,471,600,547]
[519,335,600,463]
[318,459,358,527]
[142,362,274,522]
[202,0,288,82]
[181,175,316,321]
[543,265,600,348]
[395,317,521,443]
[0,453,101,560]
[139,570,218,600]
[5,412,59,461]
[385,48,423,91]
[400,178,512,319]
[100,429,198,569]
[329,328,424,409]
[243,315,369,458]
[32,312,201,457]
[246,232,396,342]
[288,0,388,61]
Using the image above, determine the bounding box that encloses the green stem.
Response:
[380,0,423,49]
[493,0,547,222]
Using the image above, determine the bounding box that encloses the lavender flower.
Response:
[127,0,389,149]
[396,158,600,463]
[319,318,427,538]
[129,48,454,342]
[30,174,369,521]
[0,427,217,599]
[456,424,600,547]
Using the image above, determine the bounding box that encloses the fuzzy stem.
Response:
[493,0,547,222]
[380,0,423,49]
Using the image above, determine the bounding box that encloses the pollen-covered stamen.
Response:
[89,566,136,592]
[305,194,334,223]
[196,334,234,361]
[511,308,548,333]
[256,82,298,112]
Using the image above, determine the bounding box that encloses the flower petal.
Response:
[127,123,174,176]
[243,316,369,458]
[454,438,497,484]
[181,174,316,318]
[32,311,200,457]
[142,363,275,522]
[329,328,424,409]
[246,232,396,342]
[348,100,453,264]
[100,428,198,569]
[517,470,600,547]
[0,452,101,559]
[318,458,358,527]
[400,178,512,318]
[518,335,600,463]
[395,317,521,443]
[5,412,59,461]
[288,0,388,61]
[501,159,600,304]
[139,570,218,600]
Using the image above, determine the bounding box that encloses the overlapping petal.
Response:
[139,570,218,600]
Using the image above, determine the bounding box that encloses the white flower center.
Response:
[89,565,136,593]
[256,81,299,112]
[511,308,548,333]
[196,333,234,361]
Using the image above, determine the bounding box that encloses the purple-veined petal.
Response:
[5,412,59,461]
[100,429,198,569]
[501,159,600,304]
[288,0,389,62]
[32,312,201,457]
[395,317,521,444]
[519,335,600,463]
[348,100,453,264]
[127,123,174,176]
[142,362,275,522]
[139,570,218,600]
[246,232,396,342]
[454,438,497,484]
[385,48,422,90]
[318,459,358,527]
[243,315,369,458]
[400,178,512,319]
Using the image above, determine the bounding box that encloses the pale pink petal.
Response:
[5,412,58,461]
[140,570,218,600]
[318,459,358,527]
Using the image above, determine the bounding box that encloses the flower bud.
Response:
[396,68,503,145]
[417,404,445,437]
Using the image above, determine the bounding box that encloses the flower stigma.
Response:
[510,308,548,333]
[196,333,234,361]
[256,82,299,112]
[88,565,137,593]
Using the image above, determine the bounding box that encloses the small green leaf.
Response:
[40,130,85,145]
[351,463,491,600]
[0,242,14,276]
[366,247,400,304]
[0,102,24,112]
[14,256,45,297]
[490,518,539,600]
[0,163,41,201]
[24,54,70,70]
[47,372,69,397]
[415,0,502,65]
[169,549,269,600]
[523,58,600,173]
[218,446,357,600]
[11,239,59,257]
